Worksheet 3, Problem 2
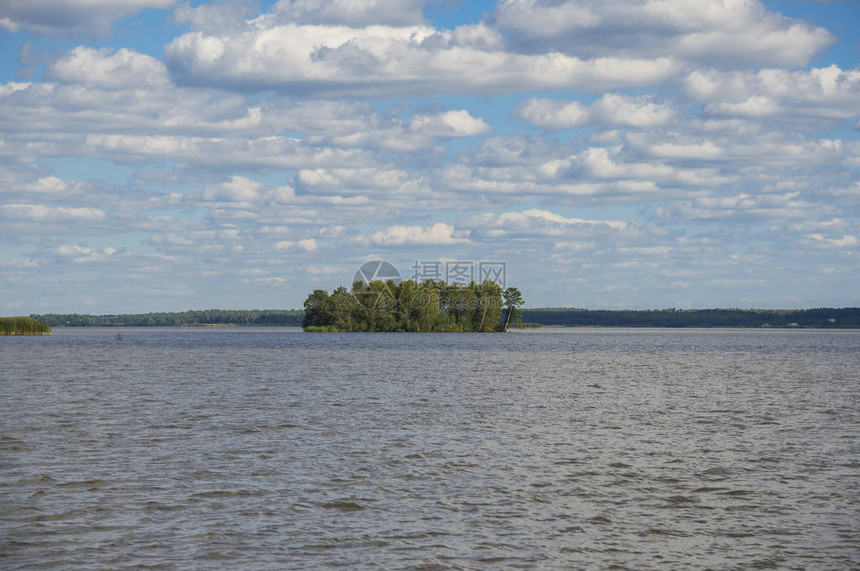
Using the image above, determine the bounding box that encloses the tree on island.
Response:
[301,279,519,332]
[502,286,525,330]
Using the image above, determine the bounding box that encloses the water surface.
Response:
[2,328,858,569]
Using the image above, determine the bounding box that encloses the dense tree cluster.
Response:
[32,309,304,327]
[0,316,51,335]
[303,280,524,332]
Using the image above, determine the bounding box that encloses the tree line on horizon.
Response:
[26,306,860,329]
[303,280,524,332]
[31,309,304,327]
[521,307,860,328]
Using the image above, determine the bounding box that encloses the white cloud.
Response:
[0,82,30,96]
[0,68,495,167]
[173,0,258,34]
[559,147,731,189]
[0,204,106,221]
[165,21,677,96]
[54,244,118,263]
[592,94,675,128]
[274,238,318,252]
[0,0,176,36]
[356,222,468,246]
[518,99,590,129]
[491,0,834,67]
[806,233,859,249]
[519,93,674,129]
[46,47,169,89]
[202,176,265,203]
[656,192,829,222]
[625,130,850,167]
[0,76,267,138]
[0,258,39,268]
[429,110,493,137]
[318,109,493,151]
[462,208,632,239]
[270,0,426,27]
[0,170,70,194]
[687,65,860,121]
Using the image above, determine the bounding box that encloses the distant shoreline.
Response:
[24,307,860,329]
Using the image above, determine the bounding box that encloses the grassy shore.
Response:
[0,316,51,335]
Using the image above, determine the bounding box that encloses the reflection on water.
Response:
[2,328,858,569]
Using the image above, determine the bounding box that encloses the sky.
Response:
[0,0,858,314]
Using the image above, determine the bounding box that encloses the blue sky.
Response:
[1,0,858,313]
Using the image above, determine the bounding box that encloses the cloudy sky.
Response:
[1,0,858,313]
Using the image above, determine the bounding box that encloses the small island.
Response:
[0,316,52,335]
[302,280,524,332]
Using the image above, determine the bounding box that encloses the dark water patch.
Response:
[320,500,366,512]
[693,486,728,493]
[664,495,698,504]
[640,527,692,537]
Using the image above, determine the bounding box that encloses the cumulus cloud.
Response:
[491,0,834,67]
[416,110,493,137]
[0,59,494,167]
[625,129,850,167]
[317,109,493,151]
[202,176,266,203]
[547,146,732,193]
[356,222,468,246]
[518,99,590,129]
[805,233,859,249]
[164,20,677,95]
[462,208,632,239]
[0,204,106,221]
[686,65,860,121]
[0,170,70,195]
[654,192,830,223]
[274,238,318,252]
[1,258,38,270]
[53,244,118,263]
[519,94,675,129]
[0,77,266,138]
[0,0,176,36]
[46,47,170,89]
[270,0,426,27]
[173,0,259,34]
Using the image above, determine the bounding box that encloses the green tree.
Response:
[395,279,419,331]
[370,280,397,331]
[501,286,524,331]
[447,283,477,331]
[414,280,440,332]
[302,289,332,328]
[474,280,503,332]
[324,286,355,331]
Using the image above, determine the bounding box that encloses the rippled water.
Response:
[2,327,858,569]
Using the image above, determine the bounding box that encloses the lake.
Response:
[1,327,858,569]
